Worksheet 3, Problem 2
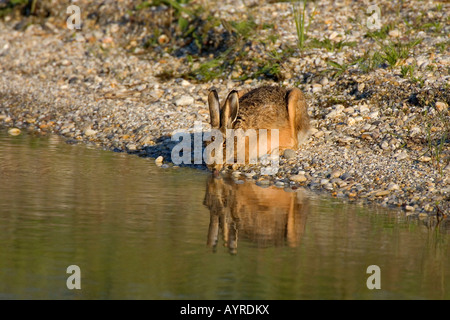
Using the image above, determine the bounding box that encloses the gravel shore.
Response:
[0,0,448,215]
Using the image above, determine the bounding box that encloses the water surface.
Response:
[0,129,449,299]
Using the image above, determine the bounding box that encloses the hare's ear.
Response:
[221,90,239,129]
[208,90,221,129]
[287,88,302,139]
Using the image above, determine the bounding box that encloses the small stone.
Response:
[84,129,97,136]
[359,104,370,113]
[361,132,372,140]
[337,180,348,188]
[158,34,169,45]
[389,29,400,37]
[347,117,356,126]
[405,205,415,212]
[8,128,21,136]
[275,181,285,187]
[340,172,351,180]
[369,111,379,119]
[333,104,345,112]
[374,190,390,197]
[127,144,137,151]
[358,83,365,92]
[329,31,339,40]
[155,156,164,164]
[410,127,421,137]
[180,79,191,87]
[396,151,408,160]
[257,179,270,186]
[283,149,296,160]
[245,171,256,178]
[312,84,322,93]
[435,101,448,112]
[326,109,341,119]
[387,183,400,191]
[0,114,6,121]
[419,156,432,162]
[320,179,330,185]
[175,95,194,106]
[290,174,307,183]
[330,169,342,178]
[324,183,334,190]
[381,141,389,150]
[232,171,241,177]
[343,107,355,114]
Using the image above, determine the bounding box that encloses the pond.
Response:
[0,129,449,300]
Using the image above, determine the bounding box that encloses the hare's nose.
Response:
[213,169,220,177]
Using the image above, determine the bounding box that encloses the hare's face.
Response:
[205,90,239,173]
[204,132,226,173]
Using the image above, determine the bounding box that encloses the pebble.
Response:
[174,95,194,106]
[359,104,370,113]
[232,171,241,177]
[405,205,415,212]
[389,29,400,37]
[290,174,307,183]
[84,129,97,136]
[275,181,285,187]
[245,171,256,178]
[155,156,164,165]
[419,156,431,162]
[374,190,390,197]
[380,141,389,150]
[320,77,329,86]
[361,132,372,140]
[283,149,296,160]
[343,107,354,114]
[127,144,137,151]
[435,101,447,112]
[330,169,342,178]
[257,179,270,186]
[387,183,400,191]
[8,128,21,136]
[395,151,408,161]
[369,111,379,119]
[312,84,322,93]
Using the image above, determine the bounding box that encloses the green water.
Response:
[0,129,449,300]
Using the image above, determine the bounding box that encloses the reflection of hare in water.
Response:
[203,175,308,254]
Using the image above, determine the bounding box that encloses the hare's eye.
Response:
[211,136,216,142]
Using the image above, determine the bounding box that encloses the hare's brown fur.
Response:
[235,86,310,148]
[206,85,310,171]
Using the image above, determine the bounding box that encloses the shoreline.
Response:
[0,0,448,215]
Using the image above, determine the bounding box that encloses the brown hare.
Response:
[206,86,310,172]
